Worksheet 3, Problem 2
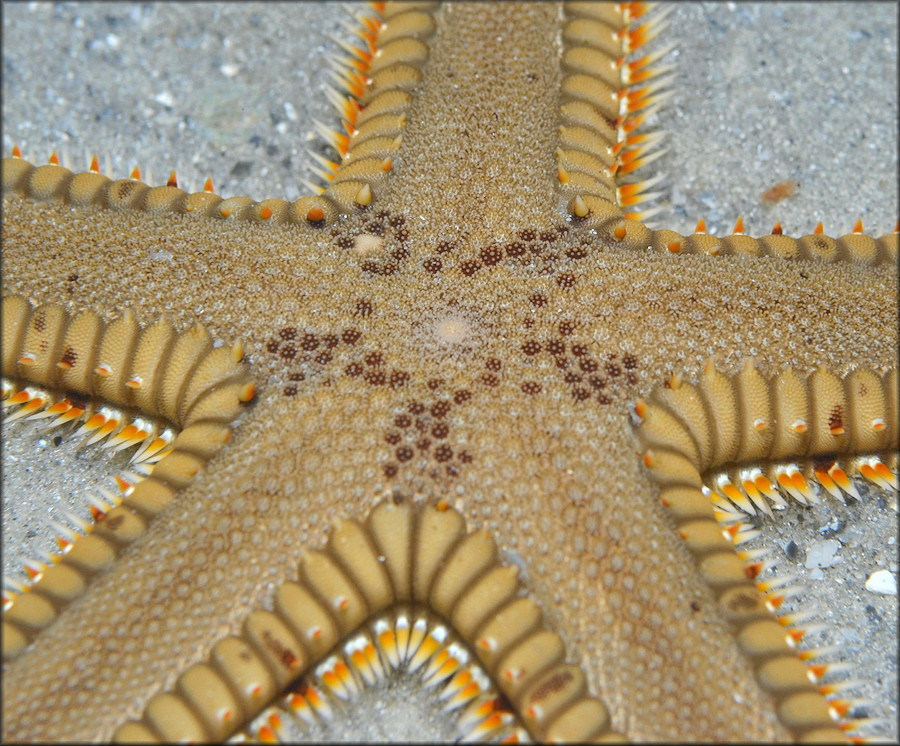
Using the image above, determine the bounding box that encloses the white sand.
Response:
[3,3,897,740]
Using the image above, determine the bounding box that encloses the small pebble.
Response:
[154,91,174,107]
[805,538,842,570]
[865,570,897,595]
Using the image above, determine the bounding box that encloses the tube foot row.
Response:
[2,295,253,661]
[114,497,621,743]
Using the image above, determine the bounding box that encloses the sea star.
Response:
[2,2,898,742]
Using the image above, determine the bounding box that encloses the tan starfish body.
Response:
[2,2,897,741]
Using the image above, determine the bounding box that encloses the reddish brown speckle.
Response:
[530,670,573,700]
[262,630,299,670]
[389,370,410,388]
[828,405,844,434]
[460,260,481,276]
[59,347,78,368]
[506,241,526,258]
[434,444,453,462]
[431,400,451,418]
[481,245,503,265]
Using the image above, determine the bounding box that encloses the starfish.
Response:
[2,2,898,742]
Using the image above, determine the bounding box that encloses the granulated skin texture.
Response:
[2,3,897,741]
[383,3,561,244]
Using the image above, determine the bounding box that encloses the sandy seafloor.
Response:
[2,2,897,741]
